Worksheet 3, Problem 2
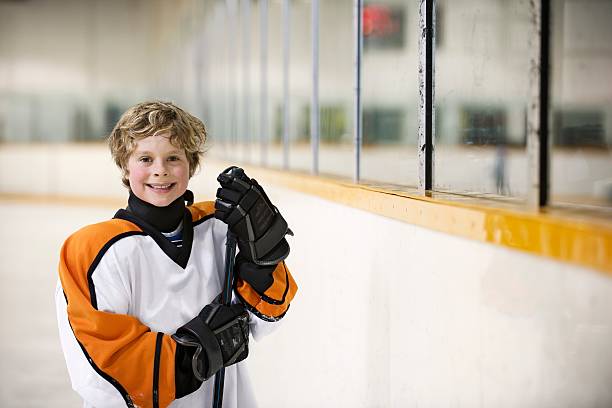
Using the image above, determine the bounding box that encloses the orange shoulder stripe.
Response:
[59,219,176,408]
[188,201,216,223]
[60,219,142,306]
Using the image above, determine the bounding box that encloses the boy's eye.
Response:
[168,156,181,161]
[139,157,152,163]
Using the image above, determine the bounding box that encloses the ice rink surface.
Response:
[0,200,116,407]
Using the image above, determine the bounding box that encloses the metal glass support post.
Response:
[282,0,290,169]
[260,0,269,166]
[242,0,251,163]
[221,3,230,157]
[311,0,320,175]
[220,4,230,157]
[418,0,435,192]
[353,0,363,183]
[527,0,551,207]
[227,0,238,157]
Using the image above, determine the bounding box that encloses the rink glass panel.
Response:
[0,0,161,142]
[550,0,612,208]
[360,0,419,187]
[317,0,355,179]
[235,0,259,165]
[287,0,313,174]
[223,0,263,166]
[249,0,264,168]
[434,0,530,198]
[254,0,285,170]
[207,1,237,161]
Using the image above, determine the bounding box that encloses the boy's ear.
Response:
[122,170,131,188]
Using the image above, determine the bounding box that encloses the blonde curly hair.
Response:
[108,101,207,188]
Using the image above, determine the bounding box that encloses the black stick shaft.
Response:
[212,232,237,408]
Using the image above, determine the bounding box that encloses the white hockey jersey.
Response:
[56,201,297,408]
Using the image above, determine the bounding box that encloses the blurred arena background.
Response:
[1,0,611,407]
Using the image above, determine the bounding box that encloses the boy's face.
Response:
[127,133,190,207]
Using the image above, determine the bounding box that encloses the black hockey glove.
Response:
[172,301,249,382]
[215,166,292,266]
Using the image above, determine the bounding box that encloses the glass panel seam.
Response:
[528,0,551,207]
[260,0,269,167]
[418,0,435,192]
[354,0,363,183]
[311,0,320,175]
[282,0,290,170]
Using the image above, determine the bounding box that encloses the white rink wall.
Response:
[1,144,611,407]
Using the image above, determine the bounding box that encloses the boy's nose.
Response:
[153,162,168,177]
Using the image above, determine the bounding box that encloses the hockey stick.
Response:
[212,230,237,408]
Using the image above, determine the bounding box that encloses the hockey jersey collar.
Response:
[126,191,188,233]
[113,207,194,269]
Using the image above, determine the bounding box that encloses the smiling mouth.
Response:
[146,183,175,191]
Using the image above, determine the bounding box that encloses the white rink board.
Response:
[260,187,612,408]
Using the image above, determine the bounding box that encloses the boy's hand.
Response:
[215,166,292,266]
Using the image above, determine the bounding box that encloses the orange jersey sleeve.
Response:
[58,219,176,408]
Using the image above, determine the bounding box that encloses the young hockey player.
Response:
[55,101,297,408]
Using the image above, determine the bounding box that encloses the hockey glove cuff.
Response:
[172,302,249,383]
[235,255,276,294]
[234,260,298,322]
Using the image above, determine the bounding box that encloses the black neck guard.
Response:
[127,190,194,233]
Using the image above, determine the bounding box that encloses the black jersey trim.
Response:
[63,290,136,408]
[114,209,194,269]
[153,332,163,408]
[235,289,290,322]
[87,231,146,310]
